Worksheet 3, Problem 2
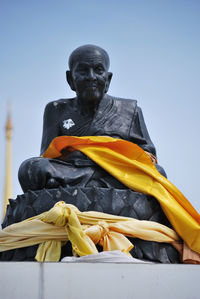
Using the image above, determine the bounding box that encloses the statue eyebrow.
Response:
[95,63,105,68]
[76,62,89,68]
[76,62,105,69]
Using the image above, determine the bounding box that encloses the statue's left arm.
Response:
[129,106,156,157]
[129,105,167,177]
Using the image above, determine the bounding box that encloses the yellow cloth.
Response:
[0,201,179,262]
[42,136,200,254]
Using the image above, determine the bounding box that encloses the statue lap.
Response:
[2,155,180,263]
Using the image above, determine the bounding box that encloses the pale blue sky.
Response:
[0,0,200,219]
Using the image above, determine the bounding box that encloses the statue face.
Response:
[68,49,112,102]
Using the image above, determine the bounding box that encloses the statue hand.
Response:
[18,157,66,192]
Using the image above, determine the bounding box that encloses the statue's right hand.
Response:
[18,157,66,192]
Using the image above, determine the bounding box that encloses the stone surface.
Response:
[0,262,200,299]
[0,262,40,299]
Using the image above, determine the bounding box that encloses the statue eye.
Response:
[77,67,86,74]
[76,64,88,74]
[95,66,104,74]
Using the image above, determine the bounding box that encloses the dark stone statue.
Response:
[1,45,180,263]
[18,45,166,192]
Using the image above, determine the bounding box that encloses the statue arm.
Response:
[40,102,60,155]
[129,106,157,157]
[19,102,67,192]
[132,107,167,177]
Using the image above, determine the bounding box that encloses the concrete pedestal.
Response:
[0,262,199,299]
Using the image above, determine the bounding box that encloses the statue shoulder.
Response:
[44,98,76,116]
[108,95,137,106]
[45,98,76,110]
[107,95,138,114]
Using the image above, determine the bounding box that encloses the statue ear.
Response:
[105,72,113,93]
[66,71,76,91]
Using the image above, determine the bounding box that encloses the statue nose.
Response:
[87,68,96,80]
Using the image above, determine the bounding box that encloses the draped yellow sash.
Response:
[0,201,180,262]
[42,136,200,255]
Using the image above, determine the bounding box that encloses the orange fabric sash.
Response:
[43,136,200,255]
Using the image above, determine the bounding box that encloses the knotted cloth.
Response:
[0,201,180,262]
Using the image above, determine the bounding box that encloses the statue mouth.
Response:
[85,85,97,90]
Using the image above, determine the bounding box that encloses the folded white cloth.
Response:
[61,250,154,263]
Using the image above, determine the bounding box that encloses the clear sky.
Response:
[0,0,200,220]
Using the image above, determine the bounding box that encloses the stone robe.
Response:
[41,94,156,156]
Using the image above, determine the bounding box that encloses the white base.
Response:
[0,262,200,299]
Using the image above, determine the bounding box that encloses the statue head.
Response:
[66,45,112,102]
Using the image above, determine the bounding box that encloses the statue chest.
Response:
[58,98,137,141]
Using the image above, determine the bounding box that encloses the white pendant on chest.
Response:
[63,119,75,130]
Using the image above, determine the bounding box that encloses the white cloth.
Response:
[61,250,154,263]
